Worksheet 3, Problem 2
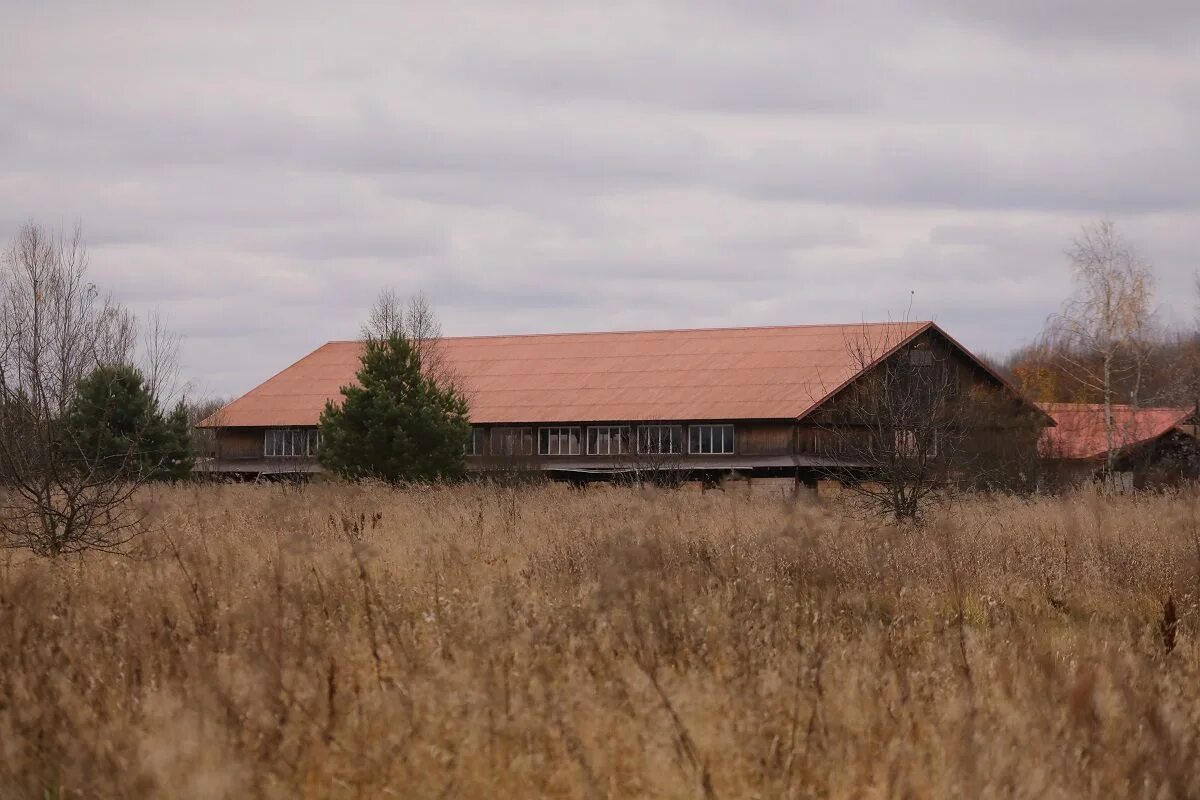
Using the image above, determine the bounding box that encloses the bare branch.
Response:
[141,309,182,407]
[361,288,462,392]
[0,221,180,556]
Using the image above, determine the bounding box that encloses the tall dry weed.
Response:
[0,483,1197,798]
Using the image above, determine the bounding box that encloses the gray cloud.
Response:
[922,0,1200,46]
[739,135,1200,213]
[2,1,1198,396]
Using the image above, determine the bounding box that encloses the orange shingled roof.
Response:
[201,321,944,428]
[1038,403,1194,460]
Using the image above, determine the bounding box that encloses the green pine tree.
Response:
[318,333,470,483]
[62,365,195,482]
[159,400,197,480]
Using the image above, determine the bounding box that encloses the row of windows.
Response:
[466,424,735,457]
[264,424,930,460]
[265,428,322,458]
[262,426,732,458]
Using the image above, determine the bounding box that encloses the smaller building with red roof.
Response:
[1038,403,1199,487]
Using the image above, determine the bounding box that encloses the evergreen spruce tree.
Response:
[62,365,194,481]
[318,333,469,483]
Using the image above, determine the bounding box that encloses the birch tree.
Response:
[1043,221,1155,481]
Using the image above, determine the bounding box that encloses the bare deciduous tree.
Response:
[1042,220,1155,481]
[0,222,179,556]
[814,326,971,521]
[362,289,453,385]
[1160,274,1200,412]
[141,310,182,407]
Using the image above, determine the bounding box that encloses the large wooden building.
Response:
[198,321,1045,482]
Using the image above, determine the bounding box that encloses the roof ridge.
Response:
[324,320,932,345]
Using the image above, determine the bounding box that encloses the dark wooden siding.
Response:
[795,425,872,455]
[738,423,794,456]
[217,427,264,460]
[805,330,1016,424]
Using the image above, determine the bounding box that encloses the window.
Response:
[465,427,487,456]
[588,426,631,456]
[689,424,734,455]
[492,427,534,456]
[539,427,581,456]
[637,425,682,454]
[909,349,934,367]
[893,429,936,458]
[264,428,321,458]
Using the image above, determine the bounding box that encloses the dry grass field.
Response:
[1,482,1198,798]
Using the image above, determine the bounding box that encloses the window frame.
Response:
[908,349,935,367]
[538,426,582,456]
[491,427,534,457]
[637,424,683,455]
[688,424,735,455]
[465,426,487,456]
[893,428,936,458]
[264,427,321,458]
[587,425,631,456]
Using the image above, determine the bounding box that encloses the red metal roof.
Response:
[201,321,938,428]
[1038,403,1194,460]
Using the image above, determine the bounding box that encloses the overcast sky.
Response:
[3,1,1199,398]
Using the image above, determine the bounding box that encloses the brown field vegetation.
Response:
[1,482,1199,798]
